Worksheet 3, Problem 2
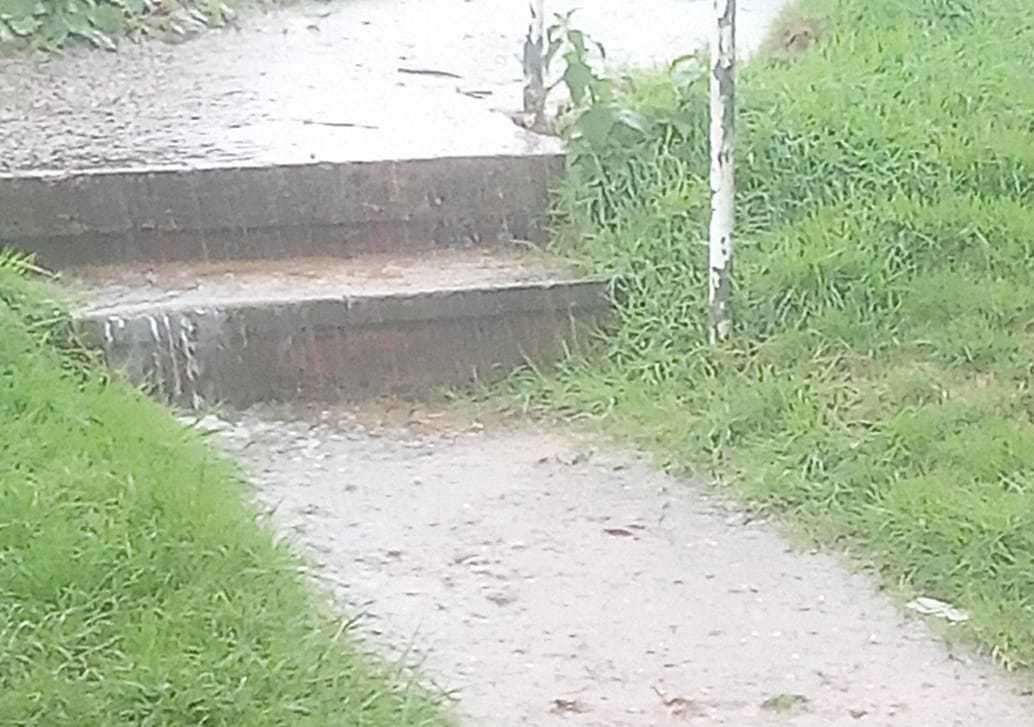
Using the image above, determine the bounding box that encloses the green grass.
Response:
[511,0,1034,670]
[0,252,448,725]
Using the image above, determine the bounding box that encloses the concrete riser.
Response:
[76,282,608,408]
[12,151,609,407]
[1,154,564,268]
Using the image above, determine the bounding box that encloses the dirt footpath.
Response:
[204,405,1034,727]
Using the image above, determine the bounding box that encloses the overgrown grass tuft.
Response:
[0,253,447,725]
[515,0,1034,669]
[0,0,236,51]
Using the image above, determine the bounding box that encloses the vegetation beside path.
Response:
[514,0,1034,670]
[0,0,238,51]
[0,252,447,725]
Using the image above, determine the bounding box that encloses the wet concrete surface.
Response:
[69,248,587,316]
[74,250,608,408]
[0,0,789,171]
[200,405,1034,727]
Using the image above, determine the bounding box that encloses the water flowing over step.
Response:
[4,154,608,407]
[69,250,609,408]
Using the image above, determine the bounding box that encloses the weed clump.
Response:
[756,3,826,61]
[0,0,234,50]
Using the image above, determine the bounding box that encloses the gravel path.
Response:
[0,0,789,171]
[200,404,1034,727]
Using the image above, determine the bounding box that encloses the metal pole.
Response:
[708,0,736,344]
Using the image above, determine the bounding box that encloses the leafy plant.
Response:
[0,0,234,51]
[540,11,659,147]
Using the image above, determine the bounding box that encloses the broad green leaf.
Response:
[563,54,594,105]
[589,77,614,104]
[567,28,586,55]
[63,0,91,16]
[42,12,68,44]
[122,0,144,14]
[0,0,36,22]
[7,14,39,34]
[61,7,90,33]
[670,53,706,97]
[575,104,617,148]
[90,3,123,34]
[662,110,702,138]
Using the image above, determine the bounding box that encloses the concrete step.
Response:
[1,154,563,268]
[69,249,608,408]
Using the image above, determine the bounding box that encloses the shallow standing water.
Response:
[0,0,790,171]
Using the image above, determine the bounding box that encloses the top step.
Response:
[0,154,564,269]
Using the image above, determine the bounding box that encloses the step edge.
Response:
[75,277,612,325]
[0,152,566,182]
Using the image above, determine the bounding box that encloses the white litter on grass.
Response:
[177,413,229,434]
[906,597,970,624]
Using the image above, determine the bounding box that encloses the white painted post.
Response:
[709,0,736,344]
[523,0,547,129]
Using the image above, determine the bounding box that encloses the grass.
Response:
[0,251,448,726]
[508,0,1034,670]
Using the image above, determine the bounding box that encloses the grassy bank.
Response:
[0,253,447,725]
[516,0,1034,669]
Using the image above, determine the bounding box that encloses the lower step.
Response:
[69,250,609,408]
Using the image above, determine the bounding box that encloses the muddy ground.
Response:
[198,403,1034,727]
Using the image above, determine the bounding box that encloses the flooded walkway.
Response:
[0,0,789,171]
